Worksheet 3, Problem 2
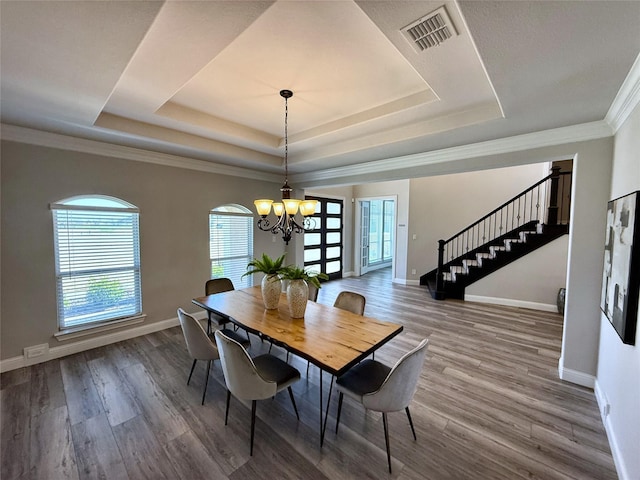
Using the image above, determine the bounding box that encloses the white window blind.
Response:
[52,196,142,329]
[209,206,253,289]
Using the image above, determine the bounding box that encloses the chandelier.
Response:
[254,90,317,244]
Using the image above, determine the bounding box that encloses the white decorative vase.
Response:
[286,279,309,319]
[261,275,282,310]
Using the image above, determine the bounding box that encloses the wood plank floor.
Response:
[1,268,616,479]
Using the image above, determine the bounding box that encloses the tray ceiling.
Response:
[1,1,639,179]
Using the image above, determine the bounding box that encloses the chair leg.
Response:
[287,386,300,420]
[250,400,257,456]
[406,406,417,441]
[225,390,231,425]
[202,359,212,405]
[335,392,344,434]
[187,359,197,385]
[382,412,392,474]
[306,360,310,376]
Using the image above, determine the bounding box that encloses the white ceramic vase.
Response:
[286,279,309,318]
[261,274,282,310]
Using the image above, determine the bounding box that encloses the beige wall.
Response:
[0,140,284,360]
[466,235,568,308]
[596,102,640,480]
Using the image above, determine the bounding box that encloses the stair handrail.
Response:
[435,168,571,293]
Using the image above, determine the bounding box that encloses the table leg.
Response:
[319,370,335,447]
[319,370,323,447]
[322,375,334,443]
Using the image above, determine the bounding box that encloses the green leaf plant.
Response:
[279,265,329,290]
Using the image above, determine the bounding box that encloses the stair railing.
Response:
[436,167,572,292]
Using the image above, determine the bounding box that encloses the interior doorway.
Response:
[357,197,395,276]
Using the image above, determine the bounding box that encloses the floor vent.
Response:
[401,6,457,53]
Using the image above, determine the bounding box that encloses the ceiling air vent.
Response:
[401,6,457,53]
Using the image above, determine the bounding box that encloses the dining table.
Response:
[192,285,403,446]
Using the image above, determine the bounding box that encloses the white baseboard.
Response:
[595,379,628,480]
[393,278,420,286]
[0,311,206,373]
[557,357,595,388]
[342,270,356,278]
[465,294,558,312]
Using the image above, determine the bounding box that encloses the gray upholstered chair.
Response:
[334,338,429,473]
[177,308,221,405]
[305,290,367,374]
[308,283,319,302]
[205,277,235,296]
[334,290,366,315]
[214,330,301,455]
[204,277,235,333]
[204,278,251,346]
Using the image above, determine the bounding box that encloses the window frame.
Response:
[51,195,142,331]
[209,204,254,289]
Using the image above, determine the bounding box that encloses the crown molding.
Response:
[605,52,640,134]
[0,124,282,183]
[292,120,613,185]
[1,117,615,188]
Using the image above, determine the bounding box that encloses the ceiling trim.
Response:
[0,124,282,183]
[292,120,613,185]
[605,52,640,134]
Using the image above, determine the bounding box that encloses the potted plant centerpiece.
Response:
[243,253,286,309]
[280,265,328,318]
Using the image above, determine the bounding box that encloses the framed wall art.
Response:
[600,190,640,345]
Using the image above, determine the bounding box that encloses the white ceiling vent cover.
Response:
[401,6,457,53]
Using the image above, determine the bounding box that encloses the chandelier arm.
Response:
[288,217,303,233]
[302,216,317,231]
[256,217,272,231]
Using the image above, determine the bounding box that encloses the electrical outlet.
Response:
[24,343,49,359]
[411,269,417,275]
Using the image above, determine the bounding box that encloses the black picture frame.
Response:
[600,190,640,345]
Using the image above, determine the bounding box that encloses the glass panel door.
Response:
[361,201,370,274]
[304,196,343,280]
[360,198,394,274]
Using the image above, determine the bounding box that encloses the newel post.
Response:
[435,239,446,300]
[547,166,561,225]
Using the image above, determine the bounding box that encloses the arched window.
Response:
[51,195,142,329]
[209,204,253,289]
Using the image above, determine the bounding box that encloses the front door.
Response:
[304,196,343,280]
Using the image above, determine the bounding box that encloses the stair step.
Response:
[462,259,478,269]
[489,245,506,255]
[476,253,492,266]
[519,230,537,241]
[504,238,525,251]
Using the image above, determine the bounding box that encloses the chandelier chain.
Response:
[284,95,289,182]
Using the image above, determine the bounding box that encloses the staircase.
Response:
[420,167,571,300]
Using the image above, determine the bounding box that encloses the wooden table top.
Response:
[193,286,403,376]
